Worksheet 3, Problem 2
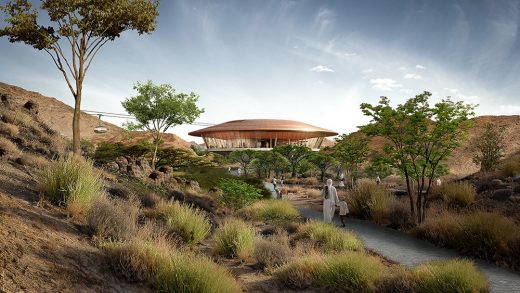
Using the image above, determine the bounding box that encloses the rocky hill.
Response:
[0,82,192,150]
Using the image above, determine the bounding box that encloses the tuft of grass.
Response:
[274,253,324,289]
[0,136,21,160]
[0,108,36,129]
[0,121,19,137]
[239,200,300,225]
[318,252,385,292]
[414,259,489,293]
[214,218,255,260]
[501,160,520,178]
[19,152,49,168]
[152,201,211,245]
[376,265,418,293]
[442,182,476,207]
[386,196,413,230]
[39,156,103,216]
[348,180,388,222]
[254,234,292,270]
[87,195,140,241]
[295,220,363,252]
[103,240,241,293]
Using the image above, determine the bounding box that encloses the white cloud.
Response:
[398,66,407,71]
[444,88,459,94]
[362,68,374,73]
[498,105,520,115]
[403,73,422,80]
[400,88,413,94]
[415,64,426,69]
[370,78,403,91]
[344,52,357,57]
[314,7,335,32]
[310,65,334,72]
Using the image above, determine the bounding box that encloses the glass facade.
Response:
[203,135,325,150]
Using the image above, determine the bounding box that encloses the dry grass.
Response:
[0,121,19,137]
[214,218,255,260]
[238,200,300,225]
[0,108,36,129]
[87,195,140,241]
[295,220,363,252]
[254,233,292,270]
[441,181,476,207]
[0,136,21,160]
[274,252,324,289]
[348,180,389,223]
[18,152,49,168]
[386,196,413,230]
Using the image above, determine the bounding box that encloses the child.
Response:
[338,199,349,227]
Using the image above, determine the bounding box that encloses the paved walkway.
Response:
[263,183,520,293]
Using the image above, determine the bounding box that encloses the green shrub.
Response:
[296,220,363,252]
[214,218,255,259]
[455,212,517,260]
[87,195,140,241]
[103,241,241,293]
[40,156,103,216]
[153,201,211,245]
[318,252,384,292]
[414,259,488,293]
[274,254,324,289]
[348,180,388,222]
[218,178,263,209]
[254,235,292,269]
[239,200,300,224]
[442,182,476,207]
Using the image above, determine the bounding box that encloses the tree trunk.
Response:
[72,88,82,156]
[151,142,159,170]
[404,170,416,224]
[291,164,296,177]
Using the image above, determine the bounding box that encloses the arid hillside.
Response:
[0,82,191,150]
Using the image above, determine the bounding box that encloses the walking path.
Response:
[263,182,520,293]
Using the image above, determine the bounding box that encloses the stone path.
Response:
[263,182,520,293]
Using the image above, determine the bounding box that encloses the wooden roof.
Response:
[189,119,338,139]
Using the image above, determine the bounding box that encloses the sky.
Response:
[1,0,520,143]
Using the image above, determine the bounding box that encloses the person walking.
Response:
[237,168,241,176]
[338,199,349,227]
[272,176,277,192]
[376,175,381,185]
[280,175,284,187]
[322,179,339,223]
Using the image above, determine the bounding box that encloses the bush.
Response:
[441,182,476,207]
[214,218,255,259]
[414,259,488,293]
[0,136,20,159]
[39,156,103,216]
[387,197,413,230]
[153,201,211,245]
[0,121,19,137]
[501,160,520,178]
[218,178,263,209]
[274,254,324,289]
[87,195,140,241]
[318,252,384,292]
[411,212,460,247]
[348,180,388,222]
[239,200,300,224]
[376,265,417,293]
[254,235,292,270]
[295,220,363,252]
[103,241,241,293]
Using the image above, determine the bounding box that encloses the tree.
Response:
[229,149,256,177]
[360,92,475,224]
[0,0,159,155]
[251,151,286,178]
[155,147,210,168]
[473,122,504,172]
[122,81,204,169]
[333,134,369,185]
[308,152,338,181]
[273,144,311,177]
[364,153,393,179]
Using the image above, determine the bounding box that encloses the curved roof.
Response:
[189,119,338,140]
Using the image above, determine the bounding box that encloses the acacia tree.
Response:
[473,122,504,172]
[361,92,474,223]
[333,134,369,185]
[308,152,338,181]
[0,0,159,155]
[122,81,204,169]
[229,149,256,177]
[273,144,311,177]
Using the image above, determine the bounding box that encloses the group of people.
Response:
[272,175,284,198]
[322,179,349,227]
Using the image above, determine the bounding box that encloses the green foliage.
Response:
[473,123,504,172]
[94,141,151,159]
[218,178,263,209]
[360,92,475,223]
[214,218,255,259]
[348,180,389,222]
[210,152,228,166]
[153,201,211,245]
[239,200,300,225]
[251,151,289,178]
[40,156,103,215]
[333,134,369,181]
[296,220,363,252]
[155,146,210,168]
[103,241,242,293]
[295,159,318,177]
[122,80,204,168]
[190,144,208,156]
[0,0,159,154]
[273,144,312,177]
[308,152,338,181]
[364,153,393,179]
[318,252,384,292]
[414,259,488,293]
[441,181,476,207]
[229,149,256,176]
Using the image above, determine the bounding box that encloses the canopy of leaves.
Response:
[251,151,288,178]
[218,178,263,209]
[273,144,311,177]
[333,134,369,176]
[472,122,504,172]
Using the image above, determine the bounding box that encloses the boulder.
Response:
[491,189,513,201]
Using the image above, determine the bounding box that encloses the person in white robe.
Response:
[322,179,339,223]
